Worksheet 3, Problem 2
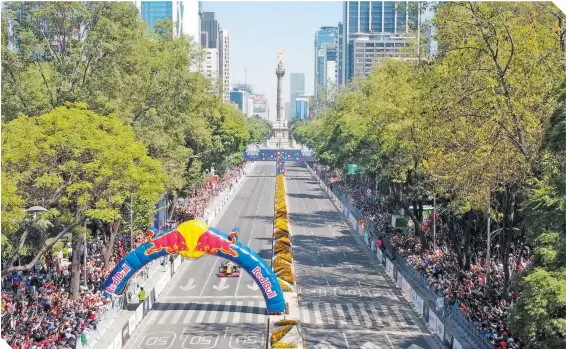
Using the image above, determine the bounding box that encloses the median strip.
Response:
[273,173,295,292]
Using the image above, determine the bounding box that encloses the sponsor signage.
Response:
[105,263,132,294]
[252,266,277,298]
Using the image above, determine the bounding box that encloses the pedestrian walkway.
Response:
[298,300,420,330]
[140,299,269,325]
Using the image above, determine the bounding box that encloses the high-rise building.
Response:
[340,1,419,83]
[314,26,338,97]
[232,83,253,95]
[136,1,200,40]
[202,48,219,93]
[295,98,310,121]
[230,88,248,114]
[289,73,305,119]
[219,28,230,101]
[246,98,254,117]
[337,22,344,85]
[200,12,219,49]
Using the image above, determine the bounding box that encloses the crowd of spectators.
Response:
[312,163,530,349]
[1,165,246,349]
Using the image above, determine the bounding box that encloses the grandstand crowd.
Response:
[0,166,245,349]
[313,163,526,349]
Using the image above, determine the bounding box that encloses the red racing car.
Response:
[217,261,241,277]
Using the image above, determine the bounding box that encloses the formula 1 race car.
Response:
[217,261,241,277]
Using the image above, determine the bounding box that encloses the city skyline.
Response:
[202,1,342,121]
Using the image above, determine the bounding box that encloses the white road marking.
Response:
[343,332,351,349]
[195,302,210,323]
[170,304,184,324]
[164,296,263,299]
[182,303,198,324]
[336,304,348,325]
[346,303,361,326]
[246,301,254,322]
[324,303,335,325]
[369,304,383,326]
[301,303,311,324]
[207,301,221,323]
[232,301,243,323]
[220,301,232,323]
[156,303,174,325]
[358,303,373,327]
[313,302,324,324]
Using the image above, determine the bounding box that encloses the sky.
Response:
[202,1,343,120]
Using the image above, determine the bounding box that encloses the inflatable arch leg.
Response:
[102,220,286,314]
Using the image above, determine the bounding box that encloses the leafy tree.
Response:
[247,115,272,143]
[1,104,166,297]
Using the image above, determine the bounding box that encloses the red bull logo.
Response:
[252,266,277,298]
[145,229,190,255]
[195,230,239,257]
[105,264,131,294]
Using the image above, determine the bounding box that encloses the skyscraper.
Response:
[200,12,219,49]
[314,26,338,97]
[340,1,419,83]
[219,28,230,101]
[289,73,305,120]
[136,1,200,40]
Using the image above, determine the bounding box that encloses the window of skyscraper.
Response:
[371,2,383,33]
[383,1,396,33]
[348,2,359,34]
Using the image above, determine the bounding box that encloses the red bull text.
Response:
[195,230,239,257]
[252,266,277,298]
[145,229,190,255]
[105,264,131,294]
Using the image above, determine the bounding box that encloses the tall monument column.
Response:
[275,50,285,123]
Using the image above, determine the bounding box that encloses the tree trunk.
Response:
[103,219,121,268]
[463,212,472,271]
[168,192,178,221]
[70,238,82,299]
[4,219,83,273]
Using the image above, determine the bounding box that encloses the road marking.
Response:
[368,304,383,326]
[324,303,335,325]
[301,304,311,324]
[349,265,354,271]
[200,259,219,296]
[256,308,266,324]
[182,303,198,324]
[195,302,210,323]
[346,303,361,326]
[343,332,351,349]
[246,301,254,323]
[157,303,175,325]
[145,304,162,324]
[220,301,232,323]
[358,303,373,327]
[313,302,323,324]
[207,301,221,323]
[170,304,184,324]
[232,301,243,323]
[335,304,348,325]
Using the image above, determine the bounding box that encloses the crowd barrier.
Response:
[80,166,251,349]
[305,164,481,349]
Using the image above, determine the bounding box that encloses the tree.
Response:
[246,115,272,143]
[1,104,166,297]
[509,86,566,348]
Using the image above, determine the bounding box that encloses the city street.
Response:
[285,163,440,349]
[123,162,275,349]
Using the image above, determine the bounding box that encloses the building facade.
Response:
[246,98,254,117]
[289,73,305,119]
[202,48,219,93]
[230,89,248,114]
[232,83,253,95]
[136,1,200,40]
[314,26,338,97]
[200,12,219,49]
[219,28,230,101]
[340,1,418,83]
[295,98,310,121]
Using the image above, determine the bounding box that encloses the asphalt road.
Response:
[285,162,440,349]
[124,162,276,349]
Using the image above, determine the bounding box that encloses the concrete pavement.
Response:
[123,162,276,349]
[285,162,440,349]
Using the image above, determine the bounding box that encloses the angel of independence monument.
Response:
[243,50,314,174]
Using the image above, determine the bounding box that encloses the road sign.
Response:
[313,340,336,349]
[361,342,383,349]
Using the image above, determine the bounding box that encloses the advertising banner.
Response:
[436,296,445,312]
[437,319,445,341]
[428,311,438,333]
[364,231,370,245]
[135,303,143,324]
[128,314,136,336]
[113,333,122,349]
[121,320,130,343]
[376,248,383,262]
[417,295,424,315]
